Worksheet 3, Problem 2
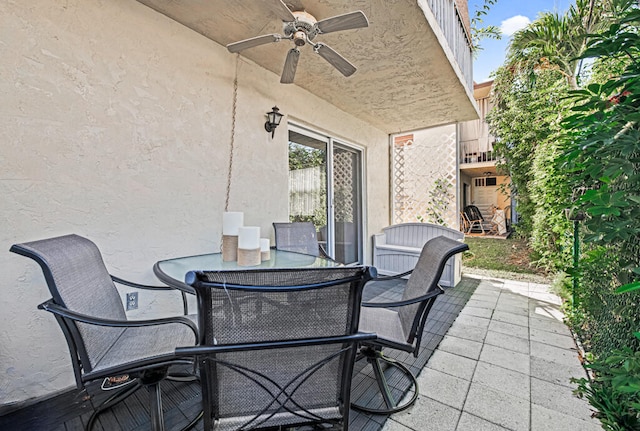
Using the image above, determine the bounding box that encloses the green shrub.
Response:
[560,5,640,358]
[574,341,640,431]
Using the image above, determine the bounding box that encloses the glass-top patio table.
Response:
[153,249,343,294]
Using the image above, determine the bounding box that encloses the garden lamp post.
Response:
[565,188,586,307]
[572,217,580,304]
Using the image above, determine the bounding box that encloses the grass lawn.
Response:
[462,236,551,283]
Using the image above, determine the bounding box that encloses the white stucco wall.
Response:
[0,0,389,407]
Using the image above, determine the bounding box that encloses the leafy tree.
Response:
[561,4,640,278]
[558,9,640,428]
[488,4,640,426]
[488,0,633,269]
[470,0,502,52]
[507,0,626,89]
[488,67,569,239]
[288,142,327,227]
[529,122,573,270]
[288,142,325,170]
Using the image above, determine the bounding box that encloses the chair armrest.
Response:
[370,269,414,281]
[39,300,198,340]
[361,287,444,308]
[175,332,377,356]
[111,275,172,290]
[111,275,190,316]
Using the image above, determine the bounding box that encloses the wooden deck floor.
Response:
[0,277,478,431]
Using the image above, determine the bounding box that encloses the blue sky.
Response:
[471,0,573,82]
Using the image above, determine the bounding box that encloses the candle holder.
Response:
[222,235,239,262]
[237,247,261,266]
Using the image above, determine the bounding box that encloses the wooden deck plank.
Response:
[63,415,86,431]
[121,388,148,429]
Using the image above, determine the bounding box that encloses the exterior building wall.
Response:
[460,170,473,207]
[459,80,511,224]
[1,0,389,406]
[470,175,511,218]
[497,175,512,212]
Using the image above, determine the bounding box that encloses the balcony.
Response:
[426,0,474,90]
[460,140,498,165]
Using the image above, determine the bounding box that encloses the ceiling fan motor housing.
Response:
[293,31,307,46]
[284,11,319,42]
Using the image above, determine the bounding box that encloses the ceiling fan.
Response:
[226,0,369,84]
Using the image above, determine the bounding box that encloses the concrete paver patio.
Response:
[382,274,602,431]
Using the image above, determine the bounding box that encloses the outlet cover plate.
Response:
[126,292,138,311]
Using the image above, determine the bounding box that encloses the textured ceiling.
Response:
[136,0,478,133]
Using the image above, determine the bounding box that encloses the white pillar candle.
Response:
[222,212,244,236]
[260,238,271,261]
[238,226,260,249]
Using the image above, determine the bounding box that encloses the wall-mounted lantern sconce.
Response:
[265,106,284,138]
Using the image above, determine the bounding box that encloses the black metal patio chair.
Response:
[351,236,469,414]
[177,266,376,430]
[273,221,329,257]
[463,205,487,234]
[10,234,201,431]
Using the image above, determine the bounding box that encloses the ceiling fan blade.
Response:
[280,49,300,84]
[266,0,296,22]
[316,11,369,34]
[227,34,281,53]
[315,43,357,77]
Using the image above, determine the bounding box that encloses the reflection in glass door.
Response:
[332,145,362,264]
[287,130,328,230]
[288,126,363,264]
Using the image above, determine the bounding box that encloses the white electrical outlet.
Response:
[126,292,138,311]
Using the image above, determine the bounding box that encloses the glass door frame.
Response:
[288,123,366,264]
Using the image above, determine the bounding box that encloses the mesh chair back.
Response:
[273,222,320,256]
[188,266,372,431]
[398,236,469,345]
[10,234,126,371]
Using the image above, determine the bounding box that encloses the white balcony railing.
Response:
[426,0,474,90]
[460,140,498,164]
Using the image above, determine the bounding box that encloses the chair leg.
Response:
[146,369,203,431]
[370,355,397,409]
[87,366,203,431]
[351,347,419,415]
[87,381,142,430]
[148,382,165,431]
[138,368,172,431]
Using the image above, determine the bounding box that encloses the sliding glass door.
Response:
[288,126,363,264]
[331,144,362,264]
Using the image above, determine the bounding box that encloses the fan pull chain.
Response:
[225,54,240,212]
[220,55,240,254]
